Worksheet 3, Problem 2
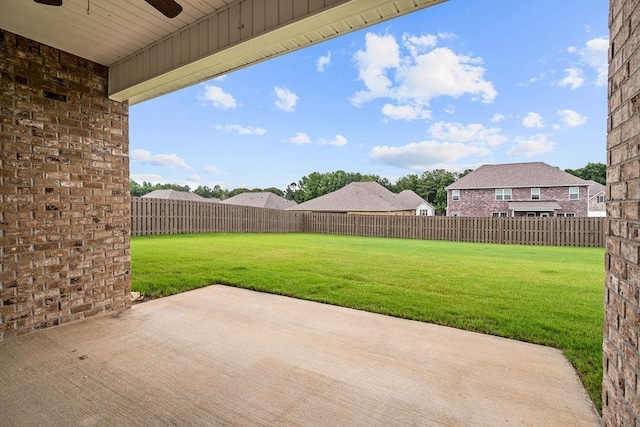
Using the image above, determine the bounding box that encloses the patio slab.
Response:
[1,285,600,426]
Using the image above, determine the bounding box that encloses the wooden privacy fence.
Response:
[302,213,605,247]
[131,197,606,247]
[131,197,303,236]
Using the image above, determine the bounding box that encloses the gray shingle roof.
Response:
[220,192,297,210]
[586,180,605,197]
[141,189,219,202]
[287,182,427,212]
[446,162,589,190]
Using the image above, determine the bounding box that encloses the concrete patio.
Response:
[1,285,599,426]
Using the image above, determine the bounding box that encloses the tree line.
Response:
[129,162,605,215]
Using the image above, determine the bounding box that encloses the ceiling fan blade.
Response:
[34,0,63,5]
[145,0,182,18]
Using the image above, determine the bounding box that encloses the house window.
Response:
[451,190,460,201]
[531,188,540,200]
[526,212,536,217]
[495,188,512,201]
[492,212,507,217]
[569,187,579,200]
[419,209,430,216]
[597,195,605,203]
[557,213,575,217]
[452,211,460,217]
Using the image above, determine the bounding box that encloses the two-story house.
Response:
[445,162,591,217]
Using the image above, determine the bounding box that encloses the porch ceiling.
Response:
[1,0,446,104]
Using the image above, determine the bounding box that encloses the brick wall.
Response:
[447,186,589,217]
[0,29,131,340]
[604,0,640,424]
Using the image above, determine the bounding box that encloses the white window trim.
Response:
[495,188,512,201]
[597,194,605,203]
[451,189,460,201]
[569,187,579,200]
[492,212,507,217]
[531,187,540,200]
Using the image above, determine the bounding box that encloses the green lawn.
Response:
[131,232,605,410]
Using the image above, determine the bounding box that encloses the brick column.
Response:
[604,0,640,424]
[0,29,131,340]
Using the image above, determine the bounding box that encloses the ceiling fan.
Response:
[34,0,183,19]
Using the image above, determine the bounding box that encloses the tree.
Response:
[393,174,420,194]
[129,179,144,197]
[194,185,228,200]
[262,187,285,197]
[128,180,191,196]
[565,162,606,185]
[228,187,250,198]
[417,169,457,214]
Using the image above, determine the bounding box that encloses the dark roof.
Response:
[446,162,589,190]
[287,182,428,212]
[141,189,219,202]
[220,192,297,210]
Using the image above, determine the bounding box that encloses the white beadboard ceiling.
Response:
[1,0,446,104]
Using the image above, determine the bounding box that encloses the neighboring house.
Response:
[445,162,591,217]
[141,189,220,202]
[220,192,297,210]
[287,181,434,216]
[586,180,606,217]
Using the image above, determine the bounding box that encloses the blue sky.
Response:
[130,0,609,191]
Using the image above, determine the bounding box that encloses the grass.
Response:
[131,232,605,410]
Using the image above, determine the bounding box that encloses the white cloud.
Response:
[130,174,165,185]
[491,113,505,123]
[381,103,432,121]
[189,174,201,182]
[429,121,508,147]
[328,135,348,147]
[519,72,546,86]
[370,141,480,170]
[203,166,222,175]
[198,85,238,109]
[558,67,585,89]
[402,33,438,57]
[522,112,545,128]
[274,87,298,112]
[288,132,311,145]
[578,37,608,87]
[444,105,456,114]
[352,33,400,104]
[215,124,266,135]
[557,109,588,127]
[316,51,331,72]
[130,149,190,170]
[561,38,607,88]
[508,134,555,158]
[352,32,496,114]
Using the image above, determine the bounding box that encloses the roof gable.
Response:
[586,180,606,197]
[221,192,297,210]
[288,182,426,212]
[446,162,589,190]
